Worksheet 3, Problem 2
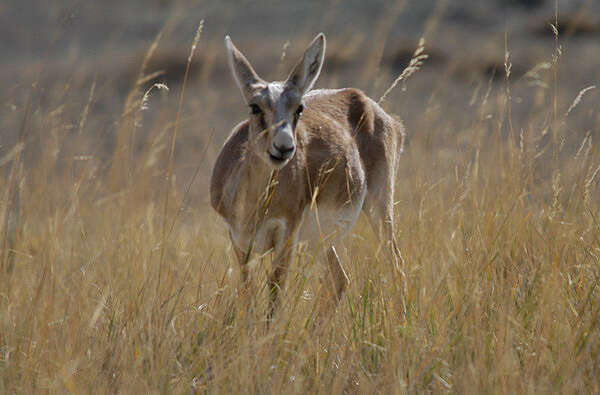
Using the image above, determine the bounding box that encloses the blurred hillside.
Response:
[1,0,599,202]
[2,0,599,63]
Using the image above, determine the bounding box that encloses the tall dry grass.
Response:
[1,6,599,394]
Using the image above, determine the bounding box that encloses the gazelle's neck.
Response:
[242,146,276,187]
[229,146,279,226]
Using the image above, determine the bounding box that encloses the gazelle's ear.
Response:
[285,33,326,95]
[225,36,263,103]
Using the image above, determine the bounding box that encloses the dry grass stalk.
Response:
[135,83,170,128]
[565,85,596,117]
[378,37,428,104]
[158,20,204,293]
[78,79,96,135]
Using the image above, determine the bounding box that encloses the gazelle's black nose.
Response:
[274,143,294,155]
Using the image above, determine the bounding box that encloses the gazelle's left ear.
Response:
[225,35,264,103]
[285,33,326,95]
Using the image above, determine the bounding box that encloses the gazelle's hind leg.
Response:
[301,201,361,310]
[363,200,402,268]
[313,243,350,322]
[362,162,409,317]
[325,245,349,302]
[362,164,403,270]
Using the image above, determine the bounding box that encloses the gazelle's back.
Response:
[299,88,404,207]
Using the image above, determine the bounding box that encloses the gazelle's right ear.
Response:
[225,36,263,103]
[285,33,326,95]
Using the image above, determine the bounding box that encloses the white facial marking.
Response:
[259,82,301,168]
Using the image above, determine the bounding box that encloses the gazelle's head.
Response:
[225,33,326,169]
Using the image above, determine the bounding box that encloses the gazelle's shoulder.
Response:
[210,120,249,212]
[215,120,249,168]
[224,119,249,144]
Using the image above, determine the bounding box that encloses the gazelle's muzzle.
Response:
[268,126,296,165]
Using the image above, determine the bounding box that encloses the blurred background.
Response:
[1,0,598,205]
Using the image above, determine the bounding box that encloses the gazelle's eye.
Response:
[295,104,304,117]
[249,104,262,115]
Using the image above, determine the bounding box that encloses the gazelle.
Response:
[211,33,405,315]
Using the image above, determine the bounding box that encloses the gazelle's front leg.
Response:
[267,246,294,319]
[230,232,251,288]
[266,223,301,320]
